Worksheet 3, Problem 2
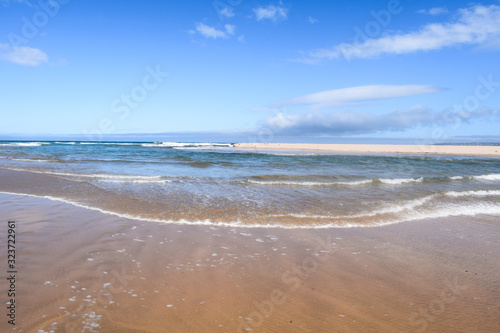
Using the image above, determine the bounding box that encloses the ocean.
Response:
[0,140,499,228]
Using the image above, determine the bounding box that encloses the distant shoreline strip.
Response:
[233,143,500,158]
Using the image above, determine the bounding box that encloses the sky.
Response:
[0,0,500,142]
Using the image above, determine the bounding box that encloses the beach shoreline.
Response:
[1,192,499,332]
[233,143,500,157]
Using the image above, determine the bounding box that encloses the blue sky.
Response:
[1,0,499,141]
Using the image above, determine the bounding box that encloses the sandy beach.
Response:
[1,192,499,332]
[233,143,500,157]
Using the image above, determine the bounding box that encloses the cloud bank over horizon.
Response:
[265,106,500,136]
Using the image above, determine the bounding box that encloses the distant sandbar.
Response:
[233,143,500,157]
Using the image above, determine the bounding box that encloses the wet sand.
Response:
[1,193,499,332]
[233,143,500,157]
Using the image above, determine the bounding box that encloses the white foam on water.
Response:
[258,152,319,156]
[1,191,498,230]
[247,179,372,186]
[270,213,338,219]
[4,168,165,182]
[11,158,54,163]
[79,142,137,145]
[353,194,436,218]
[399,202,500,223]
[97,179,171,184]
[444,190,500,197]
[472,174,500,181]
[273,194,438,220]
[48,172,162,180]
[0,142,48,147]
[248,176,428,186]
[142,142,233,148]
[449,174,500,181]
[337,179,373,186]
[379,177,424,185]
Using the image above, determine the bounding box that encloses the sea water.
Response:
[0,141,499,228]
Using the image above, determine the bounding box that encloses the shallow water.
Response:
[0,141,499,227]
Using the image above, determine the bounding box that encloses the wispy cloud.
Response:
[220,7,235,18]
[253,3,288,22]
[195,23,236,39]
[418,7,449,15]
[307,16,318,24]
[265,106,500,136]
[0,43,48,66]
[301,4,500,62]
[272,85,445,109]
[225,24,236,35]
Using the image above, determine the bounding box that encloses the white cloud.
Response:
[418,7,449,15]
[302,4,500,62]
[265,106,500,135]
[253,3,288,22]
[273,85,445,109]
[220,7,235,18]
[0,43,48,66]
[224,24,236,35]
[308,16,318,24]
[195,23,236,39]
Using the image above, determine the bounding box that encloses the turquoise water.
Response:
[0,141,499,228]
